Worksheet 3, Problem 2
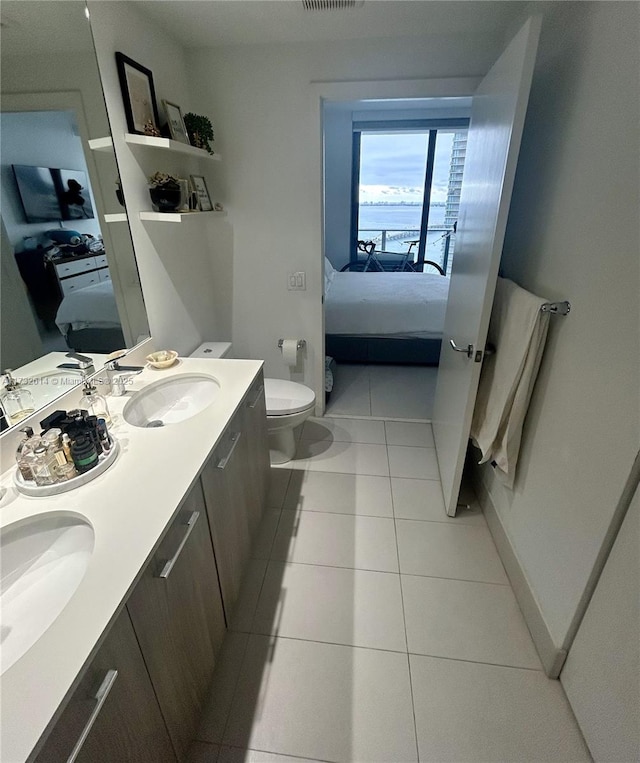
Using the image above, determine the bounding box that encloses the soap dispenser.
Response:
[80,379,111,424]
[1,370,35,425]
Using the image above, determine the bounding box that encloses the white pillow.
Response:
[324,257,336,293]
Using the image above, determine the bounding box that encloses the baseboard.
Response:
[471,466,567,678]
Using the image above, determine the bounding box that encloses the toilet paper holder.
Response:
[278,339,306,350]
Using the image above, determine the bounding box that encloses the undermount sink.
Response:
[123,374,220,428]
[0,513,95,675]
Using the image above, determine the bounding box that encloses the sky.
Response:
[359,131,455,204]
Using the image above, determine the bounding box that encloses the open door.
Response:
[432,17,541,516]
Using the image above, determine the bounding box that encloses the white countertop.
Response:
[0,357,263,762]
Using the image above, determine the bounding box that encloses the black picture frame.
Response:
[190,175,213,212]
[115,52,160,135]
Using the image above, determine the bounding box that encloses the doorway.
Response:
[323,98,471,419]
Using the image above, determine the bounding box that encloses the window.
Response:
[351,120,468,274]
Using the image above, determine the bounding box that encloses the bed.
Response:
[324,258,450,364]
[55,280,125,353]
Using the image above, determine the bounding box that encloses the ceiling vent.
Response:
[302,0,364,10]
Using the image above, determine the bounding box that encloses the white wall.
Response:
[561,485,639,761]
[477,1,639,652]
[1,110,101,248]
[187,32,506,385]
[88,0,231,354]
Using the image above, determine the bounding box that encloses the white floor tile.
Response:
[402,575,541,669]
[391,478,486,525]
[326,365,370,416]
[217,747,325,763]
[188,741,220,762]
[410,655,590,762]
[396,520,508,584]
[271,511,399,572]
[228,559,268,633]
[224,635,418,763]
[197,632,249,744]
[253,561,406,652]
[385,421,435,447]
[251,510,281,559]
[284,470,393,517]
[293,440,389,476]
[388,445,440,480]
[301,416,385,444]
[267,469,292,508]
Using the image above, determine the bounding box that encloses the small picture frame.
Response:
[190,175,213,212]
[162,100,190,145]
[115,52,160,135]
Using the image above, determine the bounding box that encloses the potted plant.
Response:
[148,171,182,212]
[183,113,214,154]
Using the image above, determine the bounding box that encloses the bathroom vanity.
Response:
[0,357,270,762]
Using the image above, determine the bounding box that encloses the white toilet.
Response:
[190,342,316,465]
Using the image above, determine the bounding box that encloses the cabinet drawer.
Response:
[61,271,100,295]
[55,257,97,278]
[34,609,175,763]
[98,268,111,283]
[94,254,108,269]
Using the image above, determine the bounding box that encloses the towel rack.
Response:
[540,301,571,315]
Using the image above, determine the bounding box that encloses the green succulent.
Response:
[148,172,180,187]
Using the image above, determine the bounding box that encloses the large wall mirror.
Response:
[0,0,149,432]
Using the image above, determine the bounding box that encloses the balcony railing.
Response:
[357,227,456,274]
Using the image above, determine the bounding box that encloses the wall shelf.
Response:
[104,213,128,223]
[124,133,221,161]
[88,136,114,152]
[139,210,227,223]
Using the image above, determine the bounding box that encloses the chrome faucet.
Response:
[105,358,144,396]
[57,352,95,375]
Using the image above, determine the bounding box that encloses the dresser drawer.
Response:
[94,254,109,269]
[60,270,100,295]
[55,257,97,278]
[99,268,112,283]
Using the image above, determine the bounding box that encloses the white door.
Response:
[433,17,541,516]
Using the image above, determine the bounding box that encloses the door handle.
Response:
[158,512,200,579]
[247,385,264,409]
[67,669,119,762]
[449,339,473,358]
[216,432,241,469]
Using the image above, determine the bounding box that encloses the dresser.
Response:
[53,252,111,296]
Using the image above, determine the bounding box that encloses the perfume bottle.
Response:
[16,426,39,481]
[1,370,35,425]
[80,380,111,424]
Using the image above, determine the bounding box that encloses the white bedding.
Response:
[56,280,122,335]
[324,271,450,338]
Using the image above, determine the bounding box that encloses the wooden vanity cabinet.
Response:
[33,608,175,763]
[201,370,270,619]
[242,374,271,537]
[126,480,226,761]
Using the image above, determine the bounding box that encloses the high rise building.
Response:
[442,131,467,271]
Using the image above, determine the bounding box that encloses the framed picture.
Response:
[162,100,190,145]
[115,52,160,135]
[190,175,213,212]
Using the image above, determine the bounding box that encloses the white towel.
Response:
[471,277,550,488]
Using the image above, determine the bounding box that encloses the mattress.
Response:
[55,280,122,335]
[324,271,450,338]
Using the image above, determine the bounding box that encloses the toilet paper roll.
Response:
[281,339,299,366]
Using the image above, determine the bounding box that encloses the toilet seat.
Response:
[264,378,315,416]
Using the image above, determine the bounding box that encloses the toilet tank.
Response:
[189,342,232,359]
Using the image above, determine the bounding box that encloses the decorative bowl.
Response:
[146,350,178,369]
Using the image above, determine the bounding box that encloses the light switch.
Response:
[287,272,306,290]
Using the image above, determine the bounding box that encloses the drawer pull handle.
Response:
[217,432,241,469]
[67,669,118,763]
[158,511,200,579]
[248,385,264,409]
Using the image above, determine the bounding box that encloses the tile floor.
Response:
[326,364,438,419]
[189,418,590,763]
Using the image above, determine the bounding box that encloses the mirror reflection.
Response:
[0,0,149,432]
